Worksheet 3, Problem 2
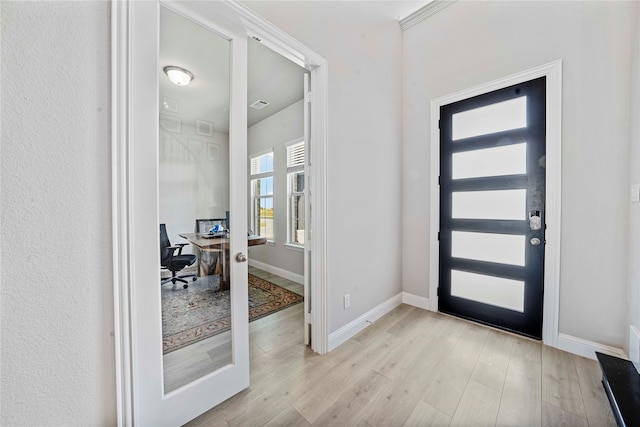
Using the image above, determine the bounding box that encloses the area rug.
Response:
[162,274,303,354]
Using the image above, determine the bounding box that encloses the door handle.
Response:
[530,238,541,246]
[529,210,542,230]
[236,252,247,263]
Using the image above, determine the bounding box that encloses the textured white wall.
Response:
[1,1,116,425]
[248,100,304,276]
[402,1,637,348]
[243,1,404,332]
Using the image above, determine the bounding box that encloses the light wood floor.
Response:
[187,302,616,427]
[163,267,304,392]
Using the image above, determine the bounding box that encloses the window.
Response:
[250,151,274,240]
[287,141,305,246]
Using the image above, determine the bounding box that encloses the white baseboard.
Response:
[248,259,304,285]
[401,292,431,311]
[328,293,403,351]
[555,333,627,361]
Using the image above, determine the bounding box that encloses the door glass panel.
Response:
[452,143,526,180]
[451,270,524,312]
[452,189,526,220]
[452,96,527,140]
[158,7,231,393]
[452,231,525,266]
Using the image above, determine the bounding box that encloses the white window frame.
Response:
[286,138,305,250]
[250,150,274,242]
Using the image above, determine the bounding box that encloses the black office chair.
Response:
[160,224,197,289]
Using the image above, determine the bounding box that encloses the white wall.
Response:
[627,5,640,360]
[243,1,404,332]
[402,1,637,348]
[248,100,304,277]
[159,125,230,251]
[1,1,116,425]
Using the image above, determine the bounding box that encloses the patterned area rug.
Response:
[162,274,303,354]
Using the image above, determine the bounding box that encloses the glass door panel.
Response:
[452,96,527,140]
[452,189,526,220]
[451,231,525,266]
[452,143,527,179]
[158,6,232,393]
[451,270,525,312]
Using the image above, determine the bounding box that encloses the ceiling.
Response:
[159,7,306,134]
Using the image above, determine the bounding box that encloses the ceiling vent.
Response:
[249,100,270,110]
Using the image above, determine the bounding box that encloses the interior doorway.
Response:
[112,1,329,423]
[246,35,310,359]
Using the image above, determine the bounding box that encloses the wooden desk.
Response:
[179,233,267,291]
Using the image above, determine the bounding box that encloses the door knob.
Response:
[236,252,247,262]
[530,238,541,246]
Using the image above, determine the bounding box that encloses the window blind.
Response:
[287,141,305,173]
[250,151,273,178]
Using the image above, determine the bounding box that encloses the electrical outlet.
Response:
[344,294,350,309]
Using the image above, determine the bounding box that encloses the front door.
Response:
[438,77,546,339]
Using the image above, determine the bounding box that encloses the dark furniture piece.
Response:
[193,218,227,279]
[160,223,197,289]
[596,351,640,427]
[179,233,267,291]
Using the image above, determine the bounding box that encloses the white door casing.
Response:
[428,60,563,346]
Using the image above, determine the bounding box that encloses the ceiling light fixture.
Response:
[163,65,194,86]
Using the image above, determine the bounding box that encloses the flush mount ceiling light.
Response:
[163,66,194,86]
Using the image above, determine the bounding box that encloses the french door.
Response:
[125,1,249,425]
[438,77,546,339]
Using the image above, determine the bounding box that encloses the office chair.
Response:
[160,224,197,289]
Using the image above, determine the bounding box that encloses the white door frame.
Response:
[111,1,329,425]
[428,60,562,346]
[221,1,329,355]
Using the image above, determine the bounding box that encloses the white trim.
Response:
[429,60,563,344]
[248,259,304,285]
[328,294,403,351]
[285,136,305,148]
[111,1,133,424]
[283,243,304,253]
[400,1,457,31]
[249,146,274,159]
[556,333,626,361]
[401,292,431,311]
[222,2,330,354]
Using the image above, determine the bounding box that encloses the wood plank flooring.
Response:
[186,292,616,427]
[163,267,304,392]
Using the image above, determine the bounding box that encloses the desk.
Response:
[179,233,267,291]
